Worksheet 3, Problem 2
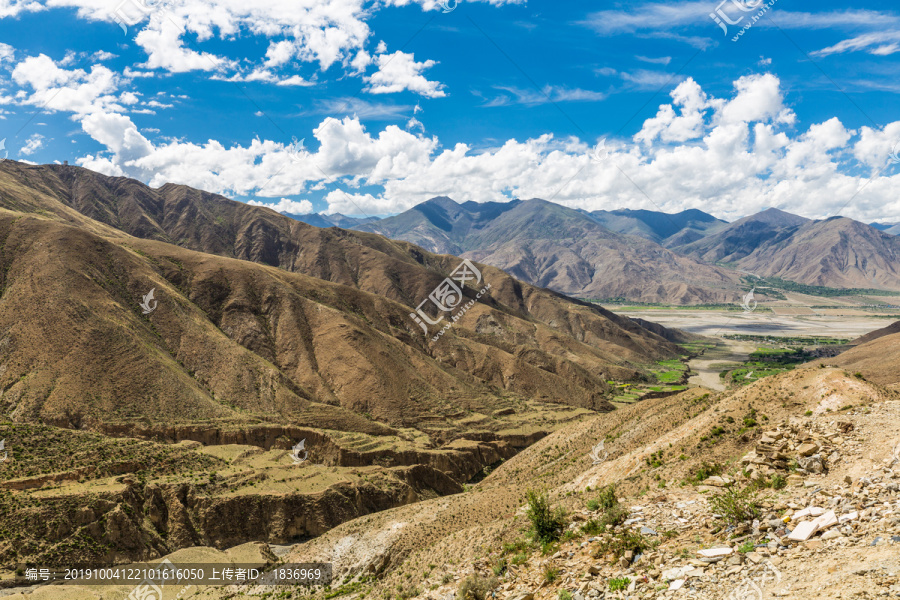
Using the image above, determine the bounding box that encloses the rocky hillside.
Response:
[8,366,897,599]
[357,197,742,304]
[584,208,728,247]
[0,161,702,433]
[824,320,900,387]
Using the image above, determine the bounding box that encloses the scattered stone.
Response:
[787,520,818,541]
[697,547,733,558]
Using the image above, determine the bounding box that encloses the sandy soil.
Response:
[619,309,890,339]
[686,338,756,391]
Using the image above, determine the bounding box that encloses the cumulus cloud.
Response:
[67,73,900,223]
[248,197,313,214]
[365,51,445,98]
[10,54,126,117]
[19,133,44,155]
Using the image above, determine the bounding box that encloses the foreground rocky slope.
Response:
[7,366,897,599]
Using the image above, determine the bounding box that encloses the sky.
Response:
[1,0,900,223]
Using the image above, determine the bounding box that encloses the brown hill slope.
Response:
[0,212,660,429]
[736,217,900,289]
[823,320,900,386]
[678,210,900,290]
[0,161,690,361]
[357,197,743,304]
[0,163,704,431]
[460,200,740,304]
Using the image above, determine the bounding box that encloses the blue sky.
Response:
[1,0,900,222]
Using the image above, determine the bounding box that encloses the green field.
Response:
[721,346,811,386]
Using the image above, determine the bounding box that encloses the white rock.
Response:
[698,547,733,557]
[787,521,818,541]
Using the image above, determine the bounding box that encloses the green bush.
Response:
[586,499,600,511]
[708,485,761,526]
[457,574,498,600]
[593,528,651,560]
[597,485,618,511]
[692,461,723,483]
[543,566,560,584]
[492,558,507,576]
[558,590,573,600]
[525,490,567,544]
[769,474,787,490]
[609,577,630,591]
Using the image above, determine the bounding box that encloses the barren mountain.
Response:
[675,209,900,290]
[734,217,900,289]
[585,207,728,247]
[356,197,742,304]
[13,366,899,600]
[0,161,697,430]
[460,200,740,304]
[353,196,522,255]
[825,319,900,386]
[674,207,810,264]
[290,212,379,229]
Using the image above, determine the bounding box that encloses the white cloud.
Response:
[68,73,900,224]
[19,133,44,155]
[248,197,313,214]
[10,54,126,117]
[365,51,445,98]
[0,42,14,62]
[0,0,43,18]
[277,75,314,86]
[483,85,606,106]
[814,30,900,57]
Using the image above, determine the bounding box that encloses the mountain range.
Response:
[337,198,900,302]
[0,161,693,429]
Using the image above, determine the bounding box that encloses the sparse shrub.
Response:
[609,577,630,592]
[593,528,651,560]
[492,558,507,576]
[692,461,723,483]
[558,590,573,600]
[708,485,761,526]
[510,552,527,566]
[769,474,787,490]
[457,574,498,600]
[738,540,755,553]
[586,499,600,511]
[596,484,618,511]
[804,410,813,417]
[525,490,566,544]
[543,566,560,584]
